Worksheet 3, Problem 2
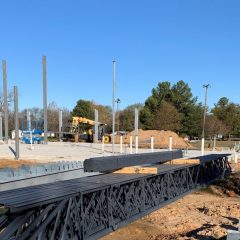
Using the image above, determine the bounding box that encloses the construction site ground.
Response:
[0,141,239,239]
[102,164,240,240]
[0,141,233,168]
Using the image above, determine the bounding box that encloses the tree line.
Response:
[2,80,240,139]
[71,80,240,139]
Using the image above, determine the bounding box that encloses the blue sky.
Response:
[0,0,239,111]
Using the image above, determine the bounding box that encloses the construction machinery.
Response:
[71,116,111,143]
[21,129,43,144]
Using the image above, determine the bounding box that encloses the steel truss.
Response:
[0,156,231,240]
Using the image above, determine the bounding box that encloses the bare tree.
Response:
[0,90,13,112]
[48,102,71,132]
[205,115,229,138]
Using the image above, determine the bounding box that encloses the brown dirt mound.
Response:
[214,172,240,196]
[0,159,42,169]
[115,129,191,149]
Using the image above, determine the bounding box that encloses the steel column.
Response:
[14,86,19,160]
[42,55,48,144]
[2,60,8,143]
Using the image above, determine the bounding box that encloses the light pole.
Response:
[201,84,210,155]
[42,55,48,144]
[112,60,116,154]
[115,98,121,134]
[202,84,210,139]
[0,112,2,141]
[2,60,8,143]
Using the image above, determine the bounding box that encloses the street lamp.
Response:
[112,60,116,154]
[115,98,121,134]
[202,84,210,139]
[201,84,210,155]
[0,112,2,141]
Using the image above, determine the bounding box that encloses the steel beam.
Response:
[0,112,2,141]
[84,150,183,172]
[2,60,8,143]
[42,55,48,144]
[14,86,19,159]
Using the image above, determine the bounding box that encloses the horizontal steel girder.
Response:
[84,150,183,172]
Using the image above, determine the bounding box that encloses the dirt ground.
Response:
[0,159,44,169]
[102,164,240,240]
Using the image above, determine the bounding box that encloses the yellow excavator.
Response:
[71,116,111,143]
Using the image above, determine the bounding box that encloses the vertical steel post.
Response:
[134,108,139,153]
[102,136,105,153]
[94,109,98,143]
[135,135,139,153]
[0,112,2,141]
[115,98,120,134]
[59,110,62,141]
[213,135,216,151]
[130,135,133,154]
[151,136,154,152]
[201,84,210,156]
[27,111,31,131]
[42,56,48,144]
[202,84,210,139]
[120,135,123,154]
[169,136,173,151]
[14,86,19,159]
[112,60,116,154]
[201,138,205,156]
[2,60,8,143]
[134,108,138,137]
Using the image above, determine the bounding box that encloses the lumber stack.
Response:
[114,158,200,174]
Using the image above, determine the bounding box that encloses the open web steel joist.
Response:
[0,154,231,240]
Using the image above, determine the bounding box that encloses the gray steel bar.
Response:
[14,86,19,160]
[59,110,62,141]
[94,109,98,143]
[2,60,8,143]
[42,56,48,144]
[202,84,210,139]
[112,60,116,153]
[0,112,2,141]
[134,108,138,137]
[27,111,31,131]
[84,150,183,172]
[213,136,216,151]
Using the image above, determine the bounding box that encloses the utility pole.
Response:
[27,111,31,131]
[112,60,116,154]
[135,108,139,153]
[59,110,62,141]
[115,98,121,134]
[42,56,48,144]
[201,84,210,155]
[202,84,210,139]
[94,109,98,143]
[2,60,8,143]
[0,112,2,141]
[14,86,19,159]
